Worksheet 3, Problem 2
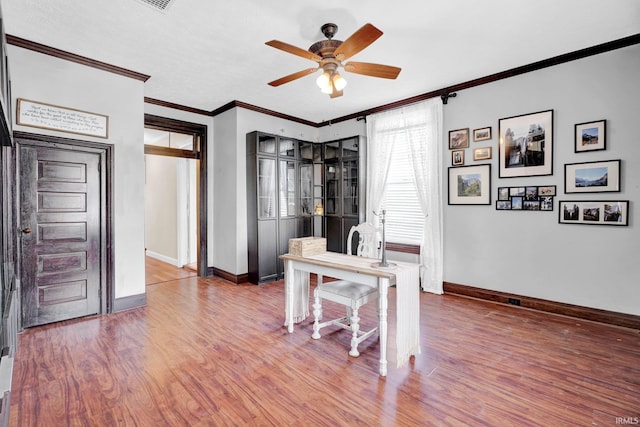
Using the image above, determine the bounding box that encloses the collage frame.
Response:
[496,185,556,211]
[559,200,629,226]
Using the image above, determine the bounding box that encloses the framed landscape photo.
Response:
[498,110,553,178]
[575,119,606,152]
[449,128,469,149]
[473,146,492,161]
[564,159,620,193]
[448,164,491,205]
[559,200,629,226]
[452,149,465,166]
[473,127,492,141]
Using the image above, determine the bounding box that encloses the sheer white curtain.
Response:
[366,99,444,293]
[365,115,396,225]
[407,99,443,294]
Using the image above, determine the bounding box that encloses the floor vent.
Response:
[135,0,176,12]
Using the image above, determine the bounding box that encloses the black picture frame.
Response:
[564,159,621,193]
[448,164,491,205]
[559,200,629,226]
[496,185,556,211]
[498,110,553,178]
[575,119,606,153]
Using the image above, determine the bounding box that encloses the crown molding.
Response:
[6,34,151,82]
[144,97,212,116]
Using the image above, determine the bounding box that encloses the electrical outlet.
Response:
[508,298,521,306]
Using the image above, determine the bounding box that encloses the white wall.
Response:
[443,44,640,315]
[145,154,178,263]
[9,45,146,299]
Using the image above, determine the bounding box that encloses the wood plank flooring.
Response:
[145,255,196,285]
[9,259,640,426]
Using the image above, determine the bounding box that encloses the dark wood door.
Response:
[19,144,101,328]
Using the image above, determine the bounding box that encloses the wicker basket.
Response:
[288,237,326,257]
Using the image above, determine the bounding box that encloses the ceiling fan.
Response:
[266,23,401,98]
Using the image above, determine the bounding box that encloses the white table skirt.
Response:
[282,252,421,375]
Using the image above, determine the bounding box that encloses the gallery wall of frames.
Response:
[447,111,628,226]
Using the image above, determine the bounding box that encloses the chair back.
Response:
[346,223,382,258]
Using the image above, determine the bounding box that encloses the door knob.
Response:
[21,227,32,234]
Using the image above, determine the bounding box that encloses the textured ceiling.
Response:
[1,0,639,123]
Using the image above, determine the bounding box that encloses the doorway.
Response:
[143,115,208,277]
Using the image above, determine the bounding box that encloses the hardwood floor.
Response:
[145,255,196,285]
[9,260,640,426]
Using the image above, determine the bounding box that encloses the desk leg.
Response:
[378,277,389,376]
[285,259,295,333]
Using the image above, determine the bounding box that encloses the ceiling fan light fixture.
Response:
[332,73,347,91]
[320,83,333,94]
[316,72,331,90]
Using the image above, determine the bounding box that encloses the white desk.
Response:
[280,252,420,376]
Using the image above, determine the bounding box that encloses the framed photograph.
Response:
[509,187,524,197]
[473,127,492,141]
[497,187,509,201]
[496,185,555,211]
[473,147,492,161]
[448,164,491,205]
[575,119,606,152]
[559,200,629,226]
[496,200,511,210]
[511,196,523,210]
[449,128,469,149]
[565,159,620,193]
[498,110,553,178]
[451,150,465,166]
[538,185,556,196]
[540,196,554,211]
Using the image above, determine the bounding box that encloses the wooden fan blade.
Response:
[343,62,401,79]
[330,88,343,98]
[268,68,318,87]
[333,23,383,61]
[265,40,322,62]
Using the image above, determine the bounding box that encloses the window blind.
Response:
[381,130,425,245]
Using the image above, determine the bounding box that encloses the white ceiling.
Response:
[2,0,639,123]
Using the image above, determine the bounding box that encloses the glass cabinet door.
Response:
[279,138,297,158]
[299,142,313,161]
[258,135,276,154]
[258,158,276,218]
[342,137,359,157]
[325,141,340,160]
[279,160,296,217]
[325,163,340,215]
[300,163,312,215]
[342,159,358,216]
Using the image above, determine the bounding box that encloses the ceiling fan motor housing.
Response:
[321,23,338,39]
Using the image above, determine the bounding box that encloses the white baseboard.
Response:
[145,250,180,267]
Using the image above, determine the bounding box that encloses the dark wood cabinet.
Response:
[246,132,314,284]
[323,136,366,254]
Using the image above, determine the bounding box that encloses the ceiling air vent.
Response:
[135,0,176,12]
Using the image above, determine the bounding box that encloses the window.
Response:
[380,130,425,245]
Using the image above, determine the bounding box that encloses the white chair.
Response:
[311,223,382,357]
